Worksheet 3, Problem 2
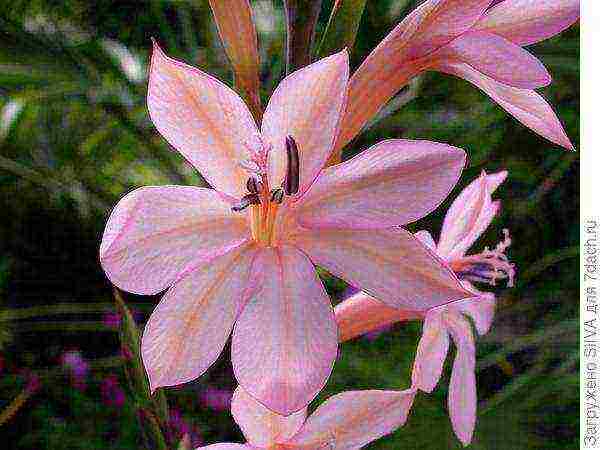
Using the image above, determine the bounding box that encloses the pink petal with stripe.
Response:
[446,313,477,446]
[262,50,349,196]
[141,243,257,392]
[288,389,416,449]
[295,139,465,229]
[100,186,249,295]
[436,61,573,150]
[231,386,306,448]
[474,0,580,46]
[435,31,551,89]
[147,42,258,198]
[289,228,472,311]
[437,170,507,259]
[411,311,450,392]
[231,246,338,416]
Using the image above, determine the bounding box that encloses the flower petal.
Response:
[288,389,416,449]
[141,243,257,392]
[262,50,349,196]
[437,170,507,259]
[295,139,466,229]
[415,230,437,251]
[411,311,450,392]
[208,0,261,119]
[474,0,580,46]
[147,42,259,198]
[453,282,497,335]
[290,228,473,311]
[401,0,497,60]
[100,186,250,295]
[231,245,338,416]
[335,0,493,150]
[435,31,551,89]
[446,312,477,446]
[436,60,573,150]
[335,292,422,343]
[231,386,306,447]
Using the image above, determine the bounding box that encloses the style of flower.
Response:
[334,171,515,445]
[333,0,579,159]
[196,386,416,450]
[99,42,472,416]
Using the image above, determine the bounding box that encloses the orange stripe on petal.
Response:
[147,42,259,198]
[231,245,338,416]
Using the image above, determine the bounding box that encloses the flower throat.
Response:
[232,135,300,247]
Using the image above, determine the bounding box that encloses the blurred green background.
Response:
[0,1,579,449]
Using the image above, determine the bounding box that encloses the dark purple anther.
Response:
[271,188,284,204]
[232,193,261,212]
[284,135,300,196]
[246,177,262,194]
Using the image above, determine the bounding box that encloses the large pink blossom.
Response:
[99,43,472,415]
[196,386,416,449]
[335,0,579,156]
[335,171,515,444]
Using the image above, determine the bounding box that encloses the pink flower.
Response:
[335,171,515,445]
[100,42,472,415]
[335,0,579,156]
[196,386,416,449]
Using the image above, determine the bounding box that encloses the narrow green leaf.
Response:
[114,289,169,424]
[137,407,169,450]
[317,0,367,58]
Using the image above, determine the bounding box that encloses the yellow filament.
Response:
[250,205,260,242]
[265,203,279,246]
[249,201,279,247]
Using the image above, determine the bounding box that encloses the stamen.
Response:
[270,188,284,204]
[231,193,261,212]
[451,229,516,288]
[246,177,262,194]
[284,135,300,196]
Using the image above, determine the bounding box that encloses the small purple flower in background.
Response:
[60,350,89,391]
[198,387,233,412]
[100,374,125,408]
[25,373,41,395]
[167,408,203,448]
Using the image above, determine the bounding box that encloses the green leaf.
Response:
[317,0,367,58]
[114,289,169,424]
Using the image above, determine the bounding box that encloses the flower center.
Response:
[449,229,516,288]
[231,134,300,247]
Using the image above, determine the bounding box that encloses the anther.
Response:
[231,193,261,212]
[270,188,284,204]
[284,135,300,196]
[246,177,262,194]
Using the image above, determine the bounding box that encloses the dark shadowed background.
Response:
[0,0,579,448]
